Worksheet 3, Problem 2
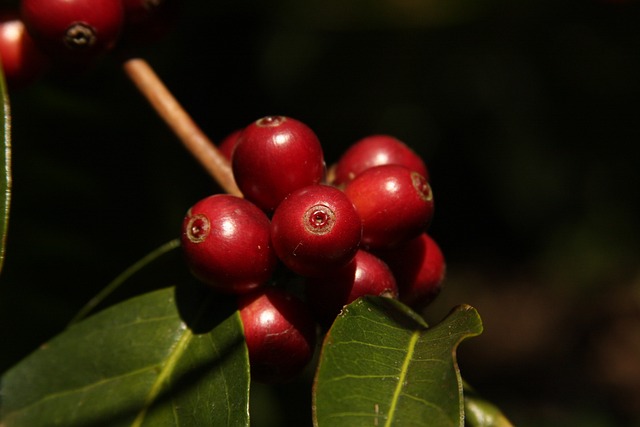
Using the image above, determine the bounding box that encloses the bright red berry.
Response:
[306,250,398,325]
[238,287,317,383]
[376,233,446,310]
[20,0,124,61]
[181,194,277,294]
[344,164,434,250]
[332,134,429,186]
[232,116,325,212]
[0,14,49,89]
[270,184,362,278]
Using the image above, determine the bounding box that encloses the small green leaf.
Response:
[0,286,250,427]
[313,297,482,427]
[0,60,12,274]
[464,385,514,427]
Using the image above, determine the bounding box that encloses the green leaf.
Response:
[0,286,250,427]
[313,297,482,427]
[0,59,12,274]
[464,384,514,427]
[68,238,181,325]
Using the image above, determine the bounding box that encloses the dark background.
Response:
[1,0,640,426]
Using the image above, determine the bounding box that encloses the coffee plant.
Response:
[0,1,513,426]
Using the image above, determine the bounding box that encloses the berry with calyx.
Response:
[270,184,362,278]
[232,115,325,212]
[376,233,446,310]
[344,164,434,250]
[238,287,317,383]
[306,249,398,325]
[0,14,50,89]
[20,0,124,62]
[332,134,429,186]
[181,194,277,294]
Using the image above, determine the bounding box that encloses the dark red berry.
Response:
[120,0,180,45]
[218,128,243,161]
[238,287,317,383]
[20,0,124,61]
[344,164,434,250]
[332,134,429,186]
[270,184,362,277]
[181,194,276,294]
[306,250,398,325]
[0,14,49,89]
[376,233,446,310]
[232,116,325,212]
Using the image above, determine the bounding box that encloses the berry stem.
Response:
[122,58,241,197]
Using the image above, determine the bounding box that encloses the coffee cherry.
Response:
[270,184,362,278]
[344,164,434,250]
[306,250,398,325]
[120,0,179,45]
[218,128,242,161]
[181,194,276,294]
[232,116,325,212]
[20,0,124,61]
[332,134,429,186]
[376,233,446,310]
[238,287,317,383]
[0,14,49,89]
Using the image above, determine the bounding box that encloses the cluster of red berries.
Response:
[181,116,446,383]
[0,0,177,89]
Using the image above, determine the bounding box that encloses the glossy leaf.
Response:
[68,238,181,325]
[0,286,250,427]
[0,60,11,274]
[313,297,482,427]
[464,385,514,427]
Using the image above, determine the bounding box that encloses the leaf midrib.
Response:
[384,330,419,427]
[131,324,193,427]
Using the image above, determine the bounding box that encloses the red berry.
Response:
[0,14,49,89]
[181,194,276,294]
[332,134,429,186]
[376,233,446,310]
[270,184,362,277]
[232,116,325,212]
[20,0,124,61]
[218,128,242,161]
[238,287,317,383]
[344,164,434,250]
[120,0,179,45]
[306,250,398,325]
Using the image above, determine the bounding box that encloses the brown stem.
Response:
[122,58,242,197]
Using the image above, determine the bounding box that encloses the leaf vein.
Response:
[131,324,193,426]
[384,330,419,427]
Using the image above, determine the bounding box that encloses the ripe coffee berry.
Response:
[306,250,398,325]
[120,0,179,45]
[218,128,242,161]
[376,233,446,310]
[344,164,434,250]
[232,116,325,212]
[270,184,362,278]
[332,134,429,186]
[0,15,49,89]
[238,287,317,383]
[20,0,124,61]
[181,194,276,294]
